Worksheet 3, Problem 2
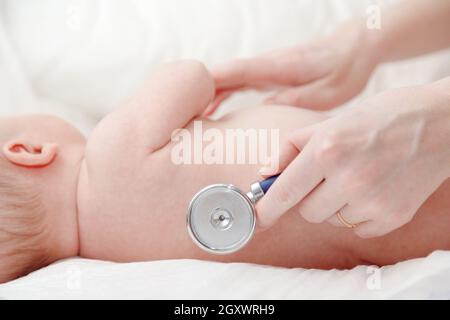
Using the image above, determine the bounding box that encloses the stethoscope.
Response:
[187,175,279,254]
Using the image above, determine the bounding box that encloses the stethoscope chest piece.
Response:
[187,184,256,254]
[187,175,279,255]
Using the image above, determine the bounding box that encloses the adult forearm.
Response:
[423,76,450,179]
[368,0,450,63]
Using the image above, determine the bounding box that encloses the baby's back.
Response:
[78,104,450,269]
[78,105,362,268]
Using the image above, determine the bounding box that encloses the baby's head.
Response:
[0,115,85,283]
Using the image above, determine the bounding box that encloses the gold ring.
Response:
[336,210,356,229]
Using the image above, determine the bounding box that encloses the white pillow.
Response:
[1,0,424,131]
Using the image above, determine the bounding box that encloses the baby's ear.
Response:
[2,140,58,168]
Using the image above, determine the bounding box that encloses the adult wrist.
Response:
[340,17,383,70]
[360,19,386,68]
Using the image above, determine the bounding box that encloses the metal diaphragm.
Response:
[187,184,256,254]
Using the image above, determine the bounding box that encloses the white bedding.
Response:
[1,251,450,299]
[0,0,450,299]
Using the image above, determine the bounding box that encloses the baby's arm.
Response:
[87,60,214,160]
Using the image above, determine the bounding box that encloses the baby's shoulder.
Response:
[83,112,147,179]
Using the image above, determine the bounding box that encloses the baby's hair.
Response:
[0,169,52,283]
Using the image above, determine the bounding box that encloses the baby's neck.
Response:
[45,145,86,261]
[73,157,94,258]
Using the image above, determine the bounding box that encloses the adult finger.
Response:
[264,80,338,110]
[212,58,292,90]
[297,177,348,224]
[353,211,414,238]
[327,204,372,228]
[259,124,320,177]
[256,141,324,228]
[326,205,371,228]
[352,221,393,239]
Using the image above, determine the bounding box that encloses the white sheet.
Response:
[0,0,450,299]
[1,251,450,299]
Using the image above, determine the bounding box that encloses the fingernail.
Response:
[258,167,274,177]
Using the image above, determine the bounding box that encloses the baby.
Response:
[1,61,450,283]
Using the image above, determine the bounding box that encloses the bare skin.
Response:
[76,62,450,270]
[2,1,450,284]
[210,0,450,239]
[210,0,450,110]
[1,62,449,279]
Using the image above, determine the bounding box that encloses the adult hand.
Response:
[257,81,450,238]
[206,20,378,115]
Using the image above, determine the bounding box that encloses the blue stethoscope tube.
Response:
[246,174,280,204]
[259,174,279,194]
